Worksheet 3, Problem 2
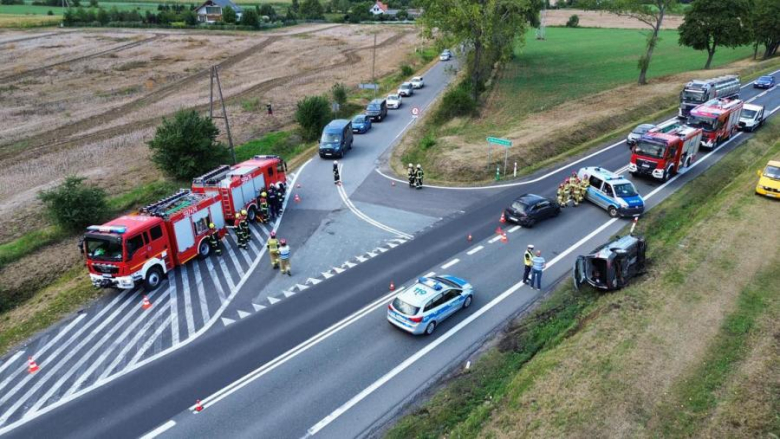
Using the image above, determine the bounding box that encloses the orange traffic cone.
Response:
[495,226,503,235]
[389,281,395,291]
[194,399,203,413]
[500,212,506,223]
[500,233,508,243]
[294,194,301,203]
[141,295,152,310]
[28,356,39,374]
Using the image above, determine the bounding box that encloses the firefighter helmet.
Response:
[572,171,577,176]
[280,238,287,245]
[241,209,247,216]
[334,160,338,165]
[565,178,570,183]
[270,231,276,238]
[261,192,267,198]
[416,164,421,168]
[408,163,413,168]
[209,223,216,229]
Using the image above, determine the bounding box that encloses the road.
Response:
[1,60,778,438]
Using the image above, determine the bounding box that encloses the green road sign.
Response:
[486,137,512,147]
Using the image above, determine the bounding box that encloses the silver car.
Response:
[387,276,474,335]
[627,123,655,147]
[398,82,414,97]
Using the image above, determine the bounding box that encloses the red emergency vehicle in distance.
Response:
[629,120,702,181]
[192,155,288,225]
[82,190,226,291]
[687,97,744,149]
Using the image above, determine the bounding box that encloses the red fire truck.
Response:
[687,98,744,149]
[629,120,702,181]
[192,155,288,225]
[82,190,226,291]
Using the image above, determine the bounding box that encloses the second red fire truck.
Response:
[629,120,702,181]
[687,98,744,149]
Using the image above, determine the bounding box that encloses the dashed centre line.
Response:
[488,235,502,244]
[467,246,484,255]
[424,271,436,278]
[440,259,460,270]
[508,226,521,233]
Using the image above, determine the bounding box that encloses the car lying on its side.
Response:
[387,276,474,335]
[755,160,780,199]
[573,234,647,291]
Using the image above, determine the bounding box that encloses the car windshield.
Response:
[85,236,123,262]
[763,165,780,180]
[367,104,380,111]
[613,183,638,197]
[392,298,419,316]
[321,133,340,143]
[388,94,399,100]
[400,84,411,89]
[758,76,772,83]
[353,116,365,123]
[633,140,666,159]
[687,114,719,131]
[742,109,757,119]
[682,90,705,103]
[511,201,528,212]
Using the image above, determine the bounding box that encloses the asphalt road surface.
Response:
[1,61,778,439]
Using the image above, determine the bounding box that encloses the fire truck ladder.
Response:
[141,190,193,219]
[192,165,232,186]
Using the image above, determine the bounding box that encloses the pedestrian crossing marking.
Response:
[306,278,322,286]
[237,310,251,319]
[332,266,345,274]
[268,296,281,305]
[252,303,266,312]
[294,283,309,292]
[322,271,334,279]
[283,290,295,298]
[221,317,236,326]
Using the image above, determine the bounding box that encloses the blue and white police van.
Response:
[578,166,645,218]
[387,276,474,335]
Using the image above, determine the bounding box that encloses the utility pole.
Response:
[536,4,547,40]
[372,32,377,98]
[209,65,236,165]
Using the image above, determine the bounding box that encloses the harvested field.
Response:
[0,24,421,243]
[544,9,683,30]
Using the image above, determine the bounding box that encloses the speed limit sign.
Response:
[411,107,420,118]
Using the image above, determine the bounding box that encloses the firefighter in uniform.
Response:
[207,223,222,256]
[415,164,424,189]
[557,183,566,208]
[258,193,269,223]
[267,186,279,219]
[407,163,415,188]
[579,174,590,204]
[266,231,280,269]
[571,178,581,207]
[234,211,247,249]
[239,209,252,241]
[278,239,291,276]
[563,178,572,207]
[333,161,341,184]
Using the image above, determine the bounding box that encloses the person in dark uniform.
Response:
[333,160,341,184]
[207,223,222,256]
[267,186,279,219]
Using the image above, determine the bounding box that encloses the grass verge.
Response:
[385,118,780,438]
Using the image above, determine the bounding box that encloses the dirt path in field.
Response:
[544,9,683,30]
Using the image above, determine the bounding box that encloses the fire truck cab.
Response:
[192,155,287,225]
[687,98,744,149]
[82,190,225,291]
[629,120,702,181]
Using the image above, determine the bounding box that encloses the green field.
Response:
[461,26,755,138]
[0,0,285,17]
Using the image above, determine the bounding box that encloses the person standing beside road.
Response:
[278,239,291,276]
[266,231,280,269]
[207,223,222,256]
[234,211,248,250]
[579,174,590,204]
[333,160,341,185]
[266,103,273,116]
[267,186,279,219]
[415,164,424,189]
[523,244,534,284]
[563,178,572,207]
[530,250,546,290]
[275,182,285,213]
[556,184,566,208]
[407,163,415,188]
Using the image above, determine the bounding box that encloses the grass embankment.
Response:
[397,26,766,182]
[386,119,780,438]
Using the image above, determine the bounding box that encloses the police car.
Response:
[387,276,474,335]
[578,166,645,218]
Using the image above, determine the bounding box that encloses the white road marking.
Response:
[467,246,484,255]
[304,216,621,437]
[252,303,266,312]
[192,262,210,327]
[0,351,25,383]
[139,420,176,439]
[127,313,173,368]
[191,287,406,412]
[343,261,357,268]
[203,258,227,304]
[237,310,251,319]
[283,290,295,298]
[306,278,322,286]
[508,226,521,233]
[322,271,335,279]
[215,251,237,291]
[169,276,180,346]
[221,234,247,277]
[221,317,235,327]
[0,159,310,437]
[424,272,436,278]
[488,235,502,244]
[441,259,460,270]
[179,265,196,339]
[336,165,414,240]
[268,297,281,305]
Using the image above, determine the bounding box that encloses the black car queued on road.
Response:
[504,194,561,227]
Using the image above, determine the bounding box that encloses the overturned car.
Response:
[573,234,647,291]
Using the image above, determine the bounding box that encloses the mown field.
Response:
[388,119,780,438]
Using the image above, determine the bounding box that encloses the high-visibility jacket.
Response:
[266,238,279,252]
[524,250,534,266]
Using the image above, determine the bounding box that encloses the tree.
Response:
[750,0,780,59]
[417,0,542,100]
[38,176,109,233]
[331,82,348,105]
[258,4,276,20]
[295,95,331,141]
[221,5,237,23]
[290,0,300,14]
[240,8,259,27]
[88,0,98,7]
[183,9,198,25]
[396,8,409,20]
[147,110,231,180]
[678,0,751,69]
[301,0,324,19]
[581,0,676,85]
[97,7,109,24]
[565,14,578,27]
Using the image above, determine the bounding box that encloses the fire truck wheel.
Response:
[143,266,164,291]
[662,168,670,182]
[608,206,619,218]
[247,207,257,222]
[198,239,211,259]
[685,156,692,168]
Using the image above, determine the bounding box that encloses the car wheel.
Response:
[526,218,536,228]
[608,206,619,218]
[424,321,436,336]
[143,266,164,291]
[463,295,472,309]
[198,239,211,259]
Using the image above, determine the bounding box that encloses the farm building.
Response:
[195,0,243,23]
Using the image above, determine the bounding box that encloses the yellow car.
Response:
[755,160,780,198]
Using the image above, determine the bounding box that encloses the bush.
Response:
[400,64,414,77]
[420,132,436,150]
[147,109,231,180]
[331,82,348,106]
[295,95,332,141]
[0,0,24,5]
[89,0,98,7]
[240,8,259,27]
[38,176,109,233]
[566,14,579,28]
[222,6,237,23]
[47,10,54,15]
[435,84,477,122]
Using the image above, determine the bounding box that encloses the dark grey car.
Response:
[365,99,388,122]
